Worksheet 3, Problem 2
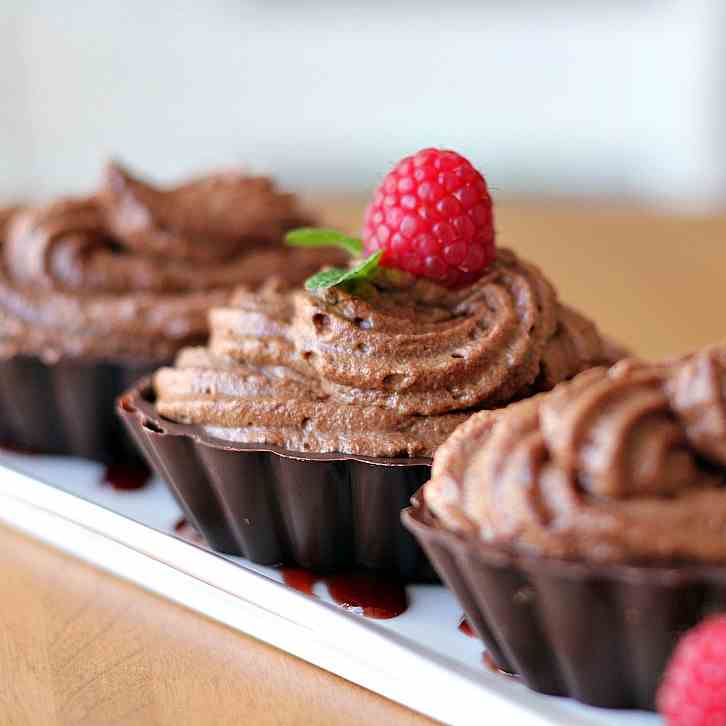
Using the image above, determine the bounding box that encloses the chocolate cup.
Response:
[118,379,434,579]
[403,495,726,710]
[0,354,161,462]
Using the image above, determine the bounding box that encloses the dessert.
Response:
[120,148,621,576]
[404,343,726,708]
[151,248,615,459]
[0,162,334,461]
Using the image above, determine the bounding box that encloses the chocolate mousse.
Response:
[406,342,726,709]
[424,343,726,563]
[0,163,337,362]
[121,147,626,576]
[153,248,620,458]
[0,162,336,461]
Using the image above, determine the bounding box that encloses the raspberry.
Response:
[657,615,726,726]
[362,148,495,287]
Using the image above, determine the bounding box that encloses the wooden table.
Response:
[1,200,725,725]
[0,526,430,726]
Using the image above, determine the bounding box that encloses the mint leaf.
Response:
[305,251,383,290]
[286,227,363,256]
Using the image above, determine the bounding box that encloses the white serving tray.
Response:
[0,452,660,726]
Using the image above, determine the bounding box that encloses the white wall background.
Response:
[1,0,725,208]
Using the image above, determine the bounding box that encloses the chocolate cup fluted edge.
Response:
[402,493,726,710]
[118,378,435,580]
[0,353,161,462]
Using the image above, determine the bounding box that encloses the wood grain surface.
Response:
[0,525,433,726]
[1,199,724,726]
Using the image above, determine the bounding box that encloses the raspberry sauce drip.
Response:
[174,516,188,532]
[458,616,516,677]
[172,516,204,544]
[280,567,408,620]
[280,568,318,596]
[483,652,517,678]
[102,460,151,491]
[458,616,475,637]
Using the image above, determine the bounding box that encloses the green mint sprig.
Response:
[285,227,381,291]
[303,251,382,291]
[285,227,363,256]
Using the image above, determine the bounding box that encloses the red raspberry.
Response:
[362,148,495,287]
[657,615,726,726]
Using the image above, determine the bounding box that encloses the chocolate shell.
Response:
[403,496,726,710]
[119,379,434,579]
[0,355,158,461]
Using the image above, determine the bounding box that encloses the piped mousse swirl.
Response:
[154,248,620,458]
[0,164,337,362]
[424,343,726,563]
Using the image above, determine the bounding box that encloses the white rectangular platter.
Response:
[0,451,660,726]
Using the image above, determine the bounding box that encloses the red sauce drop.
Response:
[458,615,517,677]
[102,461,151,491]
[326,572,408,619]
[483,651,517,678]
[280,567,318,596]
[174,516,188,532]
[281,567,408,620]
[172,516,204,544]
[458,616,476,637]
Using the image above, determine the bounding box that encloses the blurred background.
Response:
[1,0,725,358]
[2,0,726,209]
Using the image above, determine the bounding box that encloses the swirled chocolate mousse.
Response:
[153,246,619,458]
[0,163,337,362]
[424,343,726,563]
[154,148,621,459]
